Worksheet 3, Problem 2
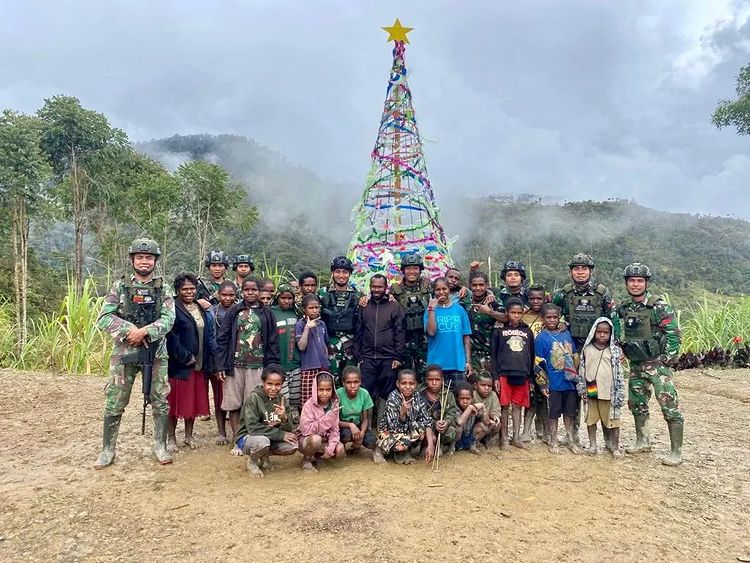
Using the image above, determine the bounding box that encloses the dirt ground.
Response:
[1,369,748,563]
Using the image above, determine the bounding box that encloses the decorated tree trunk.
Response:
[348,22,452,290]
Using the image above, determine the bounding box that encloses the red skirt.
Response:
[168,370,210,419]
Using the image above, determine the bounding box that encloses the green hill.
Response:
[137,135,750,302]
[456,197,750,304]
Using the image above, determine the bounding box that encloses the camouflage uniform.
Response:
[462,293,502,374]
[319,285,362,378]
[492,285,528,309]
[391,280,430,378]
[552,281,615,350]
[98,275,176,416]
[614,292,683,423]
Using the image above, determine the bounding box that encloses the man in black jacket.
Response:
[214,277,280,454]
[353,274,405,404]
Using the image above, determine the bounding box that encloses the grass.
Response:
[679,294,750,353]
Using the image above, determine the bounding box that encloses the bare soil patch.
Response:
[0,368,748,562]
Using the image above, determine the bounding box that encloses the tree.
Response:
[712,64,750,135]
[37,96,127,293]
[0,110,52,347]
[174,161,256,273]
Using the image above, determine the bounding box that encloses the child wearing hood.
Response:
[236,365,298,478]
[298,371,345,472]
[577,317,626,457]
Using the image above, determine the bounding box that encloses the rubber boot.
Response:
[625,414,652,454]
[153,413,174,465]
[94,415,121,470]
[661,421,684,466]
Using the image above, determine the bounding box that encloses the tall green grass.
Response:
[257,255,296,288]
[680,295,750,353]
[0,278,110,375]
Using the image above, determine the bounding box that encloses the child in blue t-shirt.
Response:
[424,277,472,385]
[534,304,581,454]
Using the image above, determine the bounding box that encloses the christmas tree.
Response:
[348,19,453,289]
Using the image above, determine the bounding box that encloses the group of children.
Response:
[235,298,624,477]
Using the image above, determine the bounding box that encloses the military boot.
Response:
[625,414,652,454]
[152,413,174,465]
[94,415,122,470]
[661,421,684,466]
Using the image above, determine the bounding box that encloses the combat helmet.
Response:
[569,253,595,268]
[128,238,161,257]
[204,250,230,267]
[330,255,354,272]
[623,263,652,279]
[400,253,424,272]
[501,260,526,280]
[232,254,255,271]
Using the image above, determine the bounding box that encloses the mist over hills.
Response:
[137,134,750,297]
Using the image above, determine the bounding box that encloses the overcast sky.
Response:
[2,0,749,220]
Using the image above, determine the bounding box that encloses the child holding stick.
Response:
[419,365,458,459]
[376,370,435,464]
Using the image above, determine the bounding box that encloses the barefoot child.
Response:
[521,284,548,443]
[472,371,501,446]
[491,298,535,451]
[236,366,298,477]
[534,304,581,454]
[454,382,482,454]
[376,369,435,464]
[296,294,330,407]
[298,371,345,472]
[419,365,459,456]
[577,318,625,458]
[336,366,378,455]
[271,284,302,414]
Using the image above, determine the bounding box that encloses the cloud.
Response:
[1,0,749,227]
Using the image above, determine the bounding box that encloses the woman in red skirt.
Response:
[166,273,216,451]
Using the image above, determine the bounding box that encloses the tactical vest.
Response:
[618,299,663,362]
[563,283,606,340]
[321,290,357,335]
[392,283,429,332]
[119,277,163,328]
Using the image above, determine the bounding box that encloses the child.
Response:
[472,371,501,446]
[259,289,273,307]
[271,284,302,414]
[207,280,238,444]
[299,272,319,297]
[521,284,547,443]
[376,369,435,464]
[419,365,459,456]
[454,382,482,454]
[214,277,280,455]
[424,277,473,384]
[336,366,378,457]
[464,272,504,375]
[577,317,625,458]
[534,304,581,454]
[260,278,275,295]
[298,371,345,472]
[235,366,298,478]
[295,294,330,407]
[490,297,535,451]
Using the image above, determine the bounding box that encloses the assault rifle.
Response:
[121,339,160,434]
[196,278,219,306]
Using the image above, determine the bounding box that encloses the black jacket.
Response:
[214,302,280,375]
[166,301,216,379]
[490,322,535,384]
[353,296,405,362]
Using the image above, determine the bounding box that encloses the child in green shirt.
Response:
[336,366,377,457]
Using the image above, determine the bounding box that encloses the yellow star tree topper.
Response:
[382,18,413,43]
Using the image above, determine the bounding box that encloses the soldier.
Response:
[552,254,615,349]
[94,238,176,469]
[319,256,362,379]
[390,253,431,378]
[462,271,504,375]
[614,263,684,466]
[198,251,231,309]
[495,260,529,309]
[552,253,615,447]
[232,254,255,289]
